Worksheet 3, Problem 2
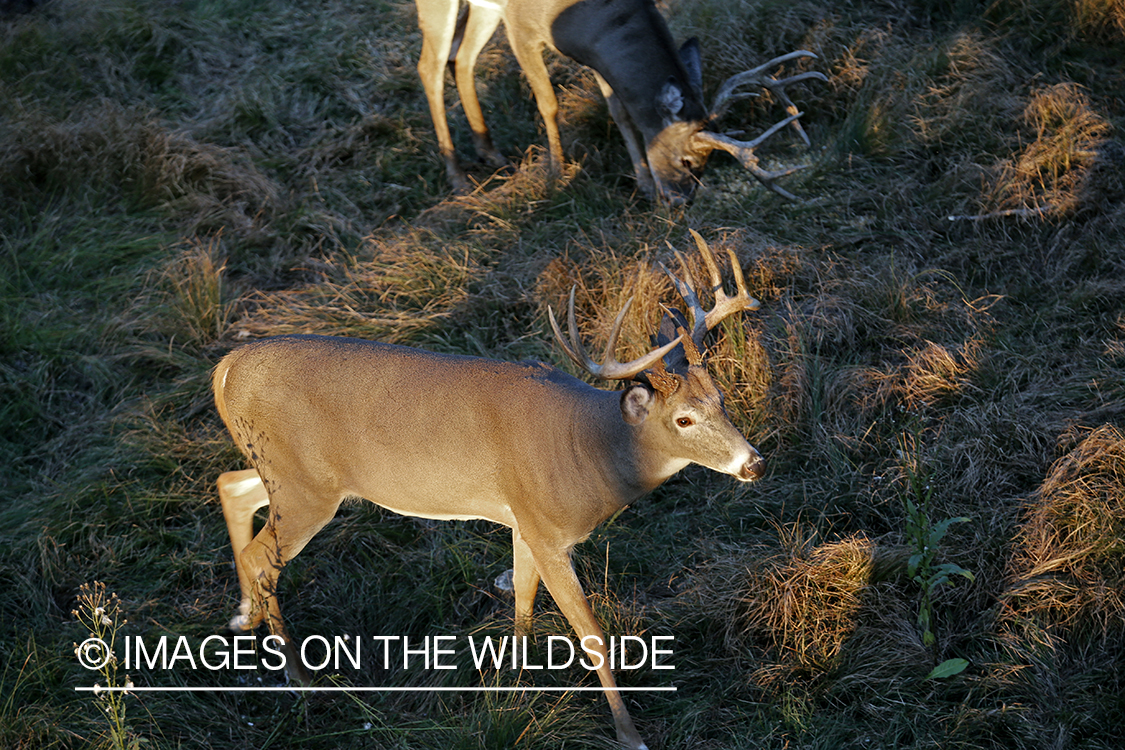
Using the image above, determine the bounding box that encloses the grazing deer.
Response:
[415,0,827,203]
[213,231,765,749]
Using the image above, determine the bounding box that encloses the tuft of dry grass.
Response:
[1001,424,1125,634]
[740,528,876,673]
[1073,0,1125,40]
[686,528,879,682]
[984,83,1113,217]
[0,102,277,234]
[224,229,489,346]
[142,235,237,350]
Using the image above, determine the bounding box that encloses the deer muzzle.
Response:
[736,450,766,482]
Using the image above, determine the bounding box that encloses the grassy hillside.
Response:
[2,0,1123,747]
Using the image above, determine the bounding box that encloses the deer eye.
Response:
[675,417,694,428]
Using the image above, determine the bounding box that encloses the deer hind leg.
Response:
[233,478,345,684]
[532,546,647,750]
[217,469,270,631]
[453,3,506,169]
[416,0,471,191]
[503,33,563,175]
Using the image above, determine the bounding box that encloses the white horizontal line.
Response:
[76,686,676,693]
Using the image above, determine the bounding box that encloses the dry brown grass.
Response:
[740,528,876,672]
[145,235,236,350]
[1002,424,1125,634]
[1072,0,1125,41]
[222,228,488,345]
[985,83,1113,217]
[0,101,277,234]
[684,528,886,690]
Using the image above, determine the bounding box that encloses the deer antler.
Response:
[696,50,828,199]
[549,288,684,381]
[710,51,827,143]
[661,229,760,351]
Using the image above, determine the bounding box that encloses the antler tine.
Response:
[700,50,826,199]
[712,51,819,104]
[766,70,828,146]
[688,229,760,332]
[714,70,828,146]
[710,51,827,139]
[548,286,683,381]
[663,232,761,350]
[660,251,709,347]
[692,120,809,200]
[548,287,592,371]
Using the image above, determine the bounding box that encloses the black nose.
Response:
[739,454,766,482]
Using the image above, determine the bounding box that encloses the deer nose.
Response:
[738,452,766,482]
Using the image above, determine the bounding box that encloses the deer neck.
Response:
[581,389,685,505]
[550,0,698,134]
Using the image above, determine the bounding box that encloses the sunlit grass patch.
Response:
[734,527,876,673]
[223,229,488,347]
[984,83,1113,217]
[133,235,238,351]
[1003,424,1125,634]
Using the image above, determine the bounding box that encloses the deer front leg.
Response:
[594,72,656,199]
[503,34,564,176]
[452,4,507,169]
[512,531,541,636]
[533,547,647,750]
[416,0,471,192]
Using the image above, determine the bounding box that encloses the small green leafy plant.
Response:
[899,434,975,679]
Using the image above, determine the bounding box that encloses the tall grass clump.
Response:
[140,235,237,350]
[1002,425,1125,635]
[984,83,1113,217]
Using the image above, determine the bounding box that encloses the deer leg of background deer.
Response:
[416,0,471,192]
[235,482,344,685]
[217,469,270,631]
[533,547,647,750]
[593,72,655,199]
[511,531,541,636]
[503,36,564,176]
[453,4,507,169]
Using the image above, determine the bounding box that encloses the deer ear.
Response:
[657,79,685,120]
[679,38,703,97]
[620,384,654,425]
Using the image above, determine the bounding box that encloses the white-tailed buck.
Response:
[213,231,764,749]
[415,0,827,203]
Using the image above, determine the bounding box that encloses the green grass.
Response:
[2,0,1124,747]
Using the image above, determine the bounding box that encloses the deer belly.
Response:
[370,493,516,528]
